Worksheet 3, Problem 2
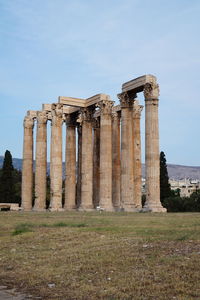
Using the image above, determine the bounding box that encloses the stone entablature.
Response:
[58,93,111,108]
[122,74,157,93]
[21,74,166,213]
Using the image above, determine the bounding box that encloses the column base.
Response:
[78,206,94,212]
[121,205,142,212]
[113,206,121,212]
[48,207,64,212]
[63,206,77,211]
[21,207,32,211]
[142,204,167,213]
[32,207,46,212]
[96,206,115,212]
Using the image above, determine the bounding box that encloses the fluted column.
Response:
[33,111,48,211]
[79,108,94,211]
[93,118,100,208]
[118,92,136,211]
[112,111,121,210]
[49,104,63,211]
[64,115,76,210]
[98,100,114,211]
[143,82,166,212]
[21,115,34,211]
[132,101,143,210]
[76,124,82,208]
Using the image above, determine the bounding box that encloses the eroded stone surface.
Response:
[21,115,34,211]
[22,75,166,213]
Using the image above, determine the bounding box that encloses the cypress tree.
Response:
[0,150,15,203]
[160,151,171,203]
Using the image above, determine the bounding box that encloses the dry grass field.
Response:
[0,211,200,300]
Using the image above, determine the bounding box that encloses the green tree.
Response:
[160,151,171,204]
[0,150,15,203]
[185,190,200,212]
[13,169,22,205]
[164,190,200,213]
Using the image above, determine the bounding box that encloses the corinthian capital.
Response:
[51,103,63,118]
[36,111,48,125]
[97,100,114,115]
[117,91,136,108]
[65,114,77,127]
[133,105,143,119]
[111,111,119,121]
[51,103,63,126]
[24,115,34,129]
[144,82,159,100]
[133,102,143,119]
[92,117,100,129]
[78,107,94,123]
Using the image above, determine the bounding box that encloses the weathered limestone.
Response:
[34,111,48,211]
[121,75,166,212]
[49,103,63,211]
[118,92,136,211]
[64,114,76,210]
[122,74,158,94]
[132,101,143,210]
[22,74,166,213]
[76,124,82,208]
[112,111,121,210]
[98,100,114,211]
[93,118,100,208]
[59,93,111,108]
[143,82,166,212]
[21,115,34,211]
[79,107,94,211]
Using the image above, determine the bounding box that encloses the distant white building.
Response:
[169,178,200,197]
[141,178,200,198]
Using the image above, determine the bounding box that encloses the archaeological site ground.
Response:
[0,212,200,299]
[1,75,199,299]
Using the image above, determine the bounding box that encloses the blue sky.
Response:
[0,0,200,166]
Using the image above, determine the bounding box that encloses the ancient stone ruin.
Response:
[21,75,166,212]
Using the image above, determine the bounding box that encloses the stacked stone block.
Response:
[21,75,166,212]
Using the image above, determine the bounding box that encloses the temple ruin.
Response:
[21,74,166,212]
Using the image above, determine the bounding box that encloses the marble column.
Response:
[49,104,63,211]
[79,108,94,211]
[21,115,34,211]
[76,124,82,208]
[99,100,114,211]
[118,92,136,211]
[93,118,100,208]
[132,101,143,210]
[34,111,48,211]
[112,111,121,210]
[143,82,166,212]
[64,115,76,210]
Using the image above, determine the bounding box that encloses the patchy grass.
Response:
[0,211,200,299]
[12,223,34,235]
[40,221,87,228]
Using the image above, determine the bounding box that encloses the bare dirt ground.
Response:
[0,285,33,299]
[0,211,200,300]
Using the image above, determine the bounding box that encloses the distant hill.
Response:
[167,164,200,180]
[1,156,200,180]
[142,164,200,180]
[0,156,23,170]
